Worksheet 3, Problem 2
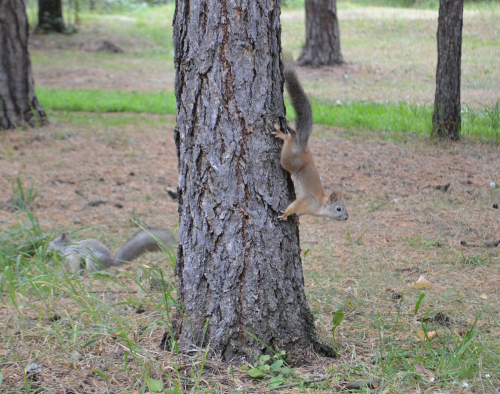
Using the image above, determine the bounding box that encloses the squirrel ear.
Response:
[61,232,70,241]
[329,190,339,203]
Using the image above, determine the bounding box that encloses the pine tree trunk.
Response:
[297,0,344,67]
[432,0,464,141]
[172,0,334,361]
[37,0,65,33]
[0,0,47,129]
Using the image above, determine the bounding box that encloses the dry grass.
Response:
[1,114,499,392]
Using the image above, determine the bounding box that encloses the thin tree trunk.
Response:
[36,0,65,33]
[172,0,334,361]
[432,0,464,141]
[0,0,47,129]
[297,0,344,67]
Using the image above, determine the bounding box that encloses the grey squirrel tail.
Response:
[283,55,313,145]
[113,229,176,265]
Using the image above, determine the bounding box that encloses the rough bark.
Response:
[297,0,344,67]
[0,0,47,129]
[173,0,333,361]
[36,0,65,33]
[432,0,464,141]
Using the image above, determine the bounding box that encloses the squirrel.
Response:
[272,57,349,222]
[48,229,175,273]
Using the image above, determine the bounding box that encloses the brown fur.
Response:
[272,57,348,221]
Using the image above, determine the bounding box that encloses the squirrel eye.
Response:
[336,207,342,212]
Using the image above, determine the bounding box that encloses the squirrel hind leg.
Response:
[272,124,291,141]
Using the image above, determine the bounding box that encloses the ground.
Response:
[0,3,499,393]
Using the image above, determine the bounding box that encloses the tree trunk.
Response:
[432,0,464,141]
[297,0,344,67]
[172,0,334,361]
[0,0,47,129]
[37,0,65,33]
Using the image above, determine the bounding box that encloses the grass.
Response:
[36,87,500,141]
[36,88,176,115]
[2,199,499,392]
[0,210,186,393]
[302,239,500,393]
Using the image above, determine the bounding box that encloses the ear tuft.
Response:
[61,232,70,241]
[329,190,339,203]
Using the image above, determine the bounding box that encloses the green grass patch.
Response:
[37,87,500,141]
[36,88,176,115]
[291,100,500,141]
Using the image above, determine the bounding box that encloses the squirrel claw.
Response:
[272,124,280,137]
[278,212,288,221]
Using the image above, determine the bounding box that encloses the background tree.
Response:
[36,0,65,33]
[297,0,344,67]
[172,0,334,360]
[432,0,464,140]
[0,0,47,129]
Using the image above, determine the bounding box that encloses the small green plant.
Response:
[331,309,344,351]
[460,248,487,266]
[414,292,425,315]
[11,175,38,211]
[355,230,367,245]
[242,351,293,387]
[147,377,164,393]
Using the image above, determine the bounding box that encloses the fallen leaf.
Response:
[480,294,488,300]
[416,330,442,341]
[408,275,431,289]
[415,362,435,381]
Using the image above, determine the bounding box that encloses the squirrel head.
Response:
[48,232,73,252]
[324,190,349,221]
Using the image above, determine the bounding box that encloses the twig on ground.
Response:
[269,375,330,392]
[341,378,382,390]
[460,240,500,248]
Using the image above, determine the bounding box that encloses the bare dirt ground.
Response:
[3,116,499,250]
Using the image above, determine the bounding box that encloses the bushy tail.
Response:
[114,229,176,265]
[283,55,313,144]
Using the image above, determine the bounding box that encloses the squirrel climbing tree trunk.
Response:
[0,0,47,129]
[173,0,334,361]
[297,0,344,67]
[36,0,65,33]
[432,0,464,141]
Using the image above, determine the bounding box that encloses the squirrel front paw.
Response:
[272,124,281,136]
[278,211,288,221]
